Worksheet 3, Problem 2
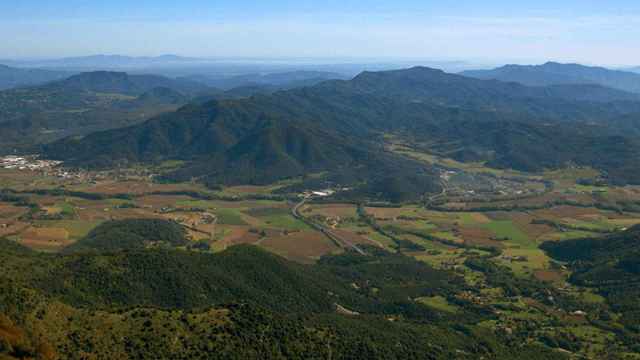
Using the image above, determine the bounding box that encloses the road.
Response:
[426,179,448,208]
[292,196,367,256]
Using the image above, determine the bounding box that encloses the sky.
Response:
[1,0,639,66]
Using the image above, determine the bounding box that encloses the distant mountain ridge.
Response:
[0,54,207,69]
[348,66,640,104]
[43,66,640,198]
[461,62,640,94]
[0,64,72,90]
[0,71,216,152]
[47,71,209,96]
[184,70,349,90]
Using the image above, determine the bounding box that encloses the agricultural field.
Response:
[3,154,640,357]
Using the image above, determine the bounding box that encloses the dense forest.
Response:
[0,220,568,359]
[542,226,640,346]
[63,219,189,253]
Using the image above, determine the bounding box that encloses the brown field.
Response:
[211,226,261,251]
[224,185,271,194]
[0,221,30,237]
[0,204,26,219]
[19,227,71,251]
[109,208,161,220]
[308,204,358,218]
[485,212,512,221]
[532,206,600,219]
[136,195,193,208]
[364,207,409,219]
[331,229,380,247]
[81,180,202,195]
[463,193,594,210]
[212,200,285,209]
[31,196,63,207]
[260,230,340,263]
[459,227,503,248]
[43,206,63,216]
[76,205,159,222]
[533,270,565,283]
[223,226,258,244]
[467,213,491,224]
[509,212,556,241]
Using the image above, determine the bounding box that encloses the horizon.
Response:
[1,54,638,74]
[1,1,639,67]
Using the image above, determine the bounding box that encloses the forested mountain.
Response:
[185,70,349,90]
[542,226,640,333]
[462,62,640,94]
[542,225,640,263]
[43,66,640,195]
[0,69,351,155]
[0,64,72,90]
[0,237,565,359]
[45,71,208,96]
[0,71,215,153]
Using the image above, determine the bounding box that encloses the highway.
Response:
[292,196,367,256]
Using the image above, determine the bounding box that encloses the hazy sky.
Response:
[2,0,639,65]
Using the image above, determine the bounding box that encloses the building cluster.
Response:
[301,187,352,198]
[0,155,62,171]
[440,170,457,181]
[0,155,94,180]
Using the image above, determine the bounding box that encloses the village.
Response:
[0,155,62,171]
[0,154,89,181]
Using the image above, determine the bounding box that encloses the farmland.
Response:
[3,153,640,358]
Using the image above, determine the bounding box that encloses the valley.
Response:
[4,1,640,358]
[2,140,640,358]
[2,63,640,359]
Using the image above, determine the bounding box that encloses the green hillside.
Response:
[542,226,640,344]
[0,239,565,359]
[63,219,189,253]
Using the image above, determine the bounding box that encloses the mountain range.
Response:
[42,66,640,200]
[183,70,350,90]
[0,68,370,155]
[0,71,215,152]
[0,64,72,90]
[461,62,640,94]
[0,54,207,70]
[47,70,208,96]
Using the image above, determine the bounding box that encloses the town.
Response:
[0,155,62,171]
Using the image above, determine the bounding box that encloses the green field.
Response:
[215,209,248,226]
[483,220,533,248]
[262,214,310,231]
[48,220,103,240]
[417,296,459,313]
[56,202,76,217]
